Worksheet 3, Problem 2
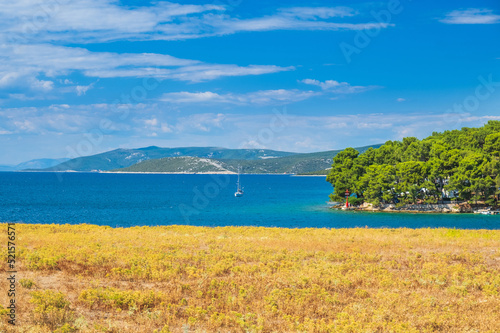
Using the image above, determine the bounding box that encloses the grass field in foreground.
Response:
[0,224,499,332]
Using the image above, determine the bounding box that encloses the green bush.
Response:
[346,196,364,207]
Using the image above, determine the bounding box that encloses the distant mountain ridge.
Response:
[0,158,69,171]
[112,144,382,174]
[6,144,384,174]
[42,146,297,172]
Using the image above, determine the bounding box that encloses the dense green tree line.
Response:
[327,121,500,206]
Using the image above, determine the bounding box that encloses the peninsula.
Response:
[327,121,500,212]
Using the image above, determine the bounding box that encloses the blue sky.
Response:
[0,0,499,164]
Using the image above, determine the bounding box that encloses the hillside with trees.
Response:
[327,121,500,206]
[42,147,296,172]
[112,145,381,174]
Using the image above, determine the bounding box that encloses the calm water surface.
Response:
[0,172,498,229]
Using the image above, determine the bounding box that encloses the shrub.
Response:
[79,287,165,311]
[54,323,78,333]
[346,196,364,207]
[30,290,74,330]
[0,305,9,316]
[153,326,172,333]
[20,278,35,289]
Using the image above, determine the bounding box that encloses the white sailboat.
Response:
[234,167,244,197]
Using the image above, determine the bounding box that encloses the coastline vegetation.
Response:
[327,121,500,207]
[1,223,499,332]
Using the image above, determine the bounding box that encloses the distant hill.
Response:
[112,144,381,174]
[42,147,296,172]
[115,157,230,173]
[0,158,69,171]
[0,165,15,171]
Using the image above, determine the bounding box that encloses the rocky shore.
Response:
[333,202,498,214]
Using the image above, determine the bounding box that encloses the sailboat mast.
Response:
[234,166,244,197]
[237,167,241,190]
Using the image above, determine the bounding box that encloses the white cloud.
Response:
[0,72,23,88]
[0,2,392,43]
[161,123,173,133]
[175,113,226,133]
[3,103,500,159]
[301,79,378,94]
[159,64,294,82]
[0,43,197,77]
[0,104,124,135]
[1,0,225,43]
[160,79,376,106]
[0,104,227,137]
[8,93,37,101]
[210,13,391,36]
[29,78,54,91]
[144,118,158,127]
[0,2,391,99]
[397,98,406,102]
[440,8,500,24]
[161,92,230,104]
[0,43,293,97]
[142,116,173,135]
[160,89,319,105]
[245,89,318,104]
[0,68,55,95]
[75,82,96,96]
[278,7,357,19]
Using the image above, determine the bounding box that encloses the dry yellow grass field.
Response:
[0,223,499,332]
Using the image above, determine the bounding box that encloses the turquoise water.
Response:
[0,172,498,229]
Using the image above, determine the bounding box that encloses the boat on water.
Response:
[234,167,244,197]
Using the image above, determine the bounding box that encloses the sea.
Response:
[0,172,498,229]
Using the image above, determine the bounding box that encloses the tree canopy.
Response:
[327,121,500,206]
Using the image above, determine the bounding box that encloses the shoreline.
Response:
[104,171,301,175]
[332,203,500,215]
[3,222,498,231]
[16,170,306,175]
[1,221,498,231]
[103,171,236,175]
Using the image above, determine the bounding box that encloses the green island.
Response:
[327,121,500,213]
[1,224,498,332]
